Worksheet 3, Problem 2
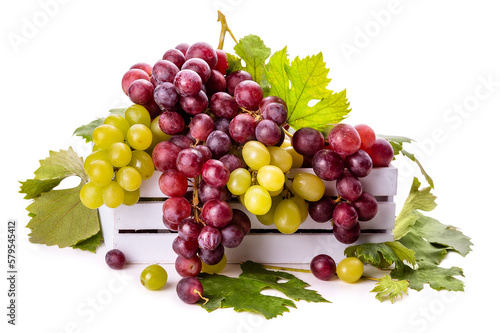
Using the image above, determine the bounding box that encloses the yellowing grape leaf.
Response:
[21,148,102,252]
[371,275,409,303]
[198,261,329,319]
[266,47,351,131]
[26,182,101,250]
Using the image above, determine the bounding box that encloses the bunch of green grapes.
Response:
[227,140,325,234]
[80,104,168,209]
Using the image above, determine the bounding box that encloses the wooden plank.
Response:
[113,232,393,264]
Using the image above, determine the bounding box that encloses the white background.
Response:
[1,0,499,332]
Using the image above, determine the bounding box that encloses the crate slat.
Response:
[99,166,398,264]
[113,232,393,265]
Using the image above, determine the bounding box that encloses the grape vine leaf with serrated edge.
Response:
[226,53,243,74]
[393,177,437,240]
[379,134,434,188]
[26,182,101,251]
[266,46,351,131]
[391,262,465,291]
[344,241,416,270]
[371,275,409,303]
[233,35,271,88]
[198,261,329,319]
[19,147,88,199]
[73,108,126,142]
[21,148,102,252]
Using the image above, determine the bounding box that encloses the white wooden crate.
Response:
[100,166,397,264]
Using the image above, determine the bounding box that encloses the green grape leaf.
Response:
[234,35,271,87]
[72,229,104,253]
[391,262,465,292]
[74,118,104,143]
[19,177,65,200]
[226,53,243,74]
[410,215,473,256]
[26,182,100,249]
[198,261,329,319]
[371,275,409,303]
[399,230,448,264]
[267,50,350,131]
[345,241,416,270]
[394,177,437,240]
[73,108,126,143]
[379,135,434,188]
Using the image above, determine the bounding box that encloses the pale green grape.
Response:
[127,124,153,151]
[84,150,109,173]
[280,138,291,148]
[104,114,130,137]
[267,146,293,173]
[116,166,142,191]
[201,254,227,274]
[92,124,124,150]
[227,168,252,195]
[290,195,308,223]
[108,142,132,167]
[128,150,154,180]
[292,172,325,202]
[125,104,151,126]
[336,257,364,283]
[284,146,303,169]
[102,181,125,208]
[274,199,301,234]
[140,264,168,290]
[123,188,140,206]
[149,115,171,150]
[80,182,104,209]
[256,165,285,192]
[244,185,272,215]
[242,141,270,170]
[88,159,114,187]
[257,196,283,226]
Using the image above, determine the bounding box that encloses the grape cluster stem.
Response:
[217,11,238,50]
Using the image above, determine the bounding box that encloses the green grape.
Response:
[104,114,130,137]
[149,115,171,150]
[292,172,325,202]
[256,165,285,192]
[92,124,124,150]
[280,138,291,148]
[108,142,132,167]
[274,199,301,234]
[242,141,271,170]
[290,195,308,223]
[84,150,109,173]
[127,124,153,151]
[140,264,168,290]
[201,254,227,274]
[244,185,272,215]
[267,146,293,173]
[128,150,154,180]
[336,257,364,283]
[123,188,140,206]
[80,182,104,209]
[125,104,151,126]
[227,168,252,195]
[116,166,142,191]
[88,159,114,187]
[102,181,125,208]
[257,196,283,226]
[284,146,304,168]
